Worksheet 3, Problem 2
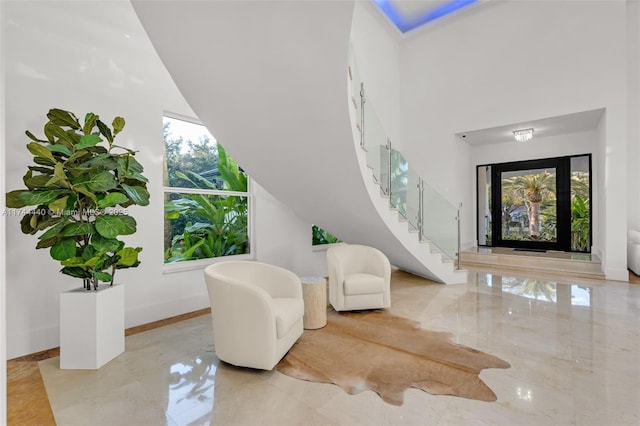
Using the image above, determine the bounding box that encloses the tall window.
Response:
[163,115,250,265]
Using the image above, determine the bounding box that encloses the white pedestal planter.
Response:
[60,284,125,369]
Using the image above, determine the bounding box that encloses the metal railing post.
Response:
[386,138,391,196]
[418,179,424,242]
[456,203,462,270]
[360,82,365,148]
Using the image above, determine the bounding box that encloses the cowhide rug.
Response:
[276,310,510,406]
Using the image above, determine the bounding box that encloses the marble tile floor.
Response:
[21,269,640,425]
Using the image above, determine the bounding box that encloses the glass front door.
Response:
[500,167,557,244]
[477,155,591,253]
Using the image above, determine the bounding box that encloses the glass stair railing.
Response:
[350,58,461,268]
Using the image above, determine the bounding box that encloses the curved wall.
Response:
[133,0,461,281]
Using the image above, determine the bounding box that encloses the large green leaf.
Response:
[20,213,37,234]
[74,187,98,204]
[45,163,72,189]
[102,252,120,268]
[25,172,53,189]
[27,142,55,163]
[184,171,218,190]
[36,236,58,249]
[81,245,97,261]
[64,129,81,144]
[35,215,63,231]
[25,130,47,143]
[60,266,91,279]
[50,238,77,260]
[91,233,123,252]
[66,150,89,164]
[76,133,102,150]
[80,153,118,171]
[117,247,142,267]
[38,221,66,240]
[118,156,144,174]
[60,222,95,237]
[45,123,75,148]
[74,171,117,192]
[6,190,26,208]
[47,144,73,157]
[112,117,125,135]
[18,189,66,206]
[95,215,136,238]
[121,183,150,206]
[118,156,148,183]
[90,270,113,283]
[47,109,80,129]
[61,257,86,267]
[48,196,69,213]
[27,166,54,175]
[83,113,98,135]
[33,156,56,167]
[98,192,128,208]
[43,122,55,143]
[96,120,113,143]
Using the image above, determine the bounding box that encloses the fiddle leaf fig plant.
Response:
[5,108,150,290]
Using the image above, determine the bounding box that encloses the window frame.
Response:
[162,111,255,274]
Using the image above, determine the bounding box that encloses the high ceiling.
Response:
[373,0,479,33]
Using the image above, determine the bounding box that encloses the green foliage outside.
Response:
[501,172,556,242]
[570,172,590,251]
[312,225,341,245]
[5,109,149,290]
[163,120,249,262]
[499,170,590,251]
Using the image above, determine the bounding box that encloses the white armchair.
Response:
[203,261,304,370]
[628,230,640,275]
[327,243,391,311]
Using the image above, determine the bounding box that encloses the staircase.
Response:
[132,0,466,284]
[460,247,605,280]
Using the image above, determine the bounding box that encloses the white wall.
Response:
[596,115,607,263]
[253,181,328,277]
[470,129,600,249]
[400,0,629,279]
[3,1,326,358]
[350,1,402,146]
[1,0,7,420]
[628,0,640,232]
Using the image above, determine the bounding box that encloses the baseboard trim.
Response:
[8,307,211,362]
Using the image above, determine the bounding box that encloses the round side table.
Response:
[300,276,327,329]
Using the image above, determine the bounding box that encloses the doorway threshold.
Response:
[460,247,604,280]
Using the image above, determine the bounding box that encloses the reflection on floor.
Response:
[36,269,640,425]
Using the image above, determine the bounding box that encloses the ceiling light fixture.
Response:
[513,128,534,142]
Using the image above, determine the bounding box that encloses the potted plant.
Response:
[5,108,150,368]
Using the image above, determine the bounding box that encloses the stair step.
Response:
[460,247,605,280]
